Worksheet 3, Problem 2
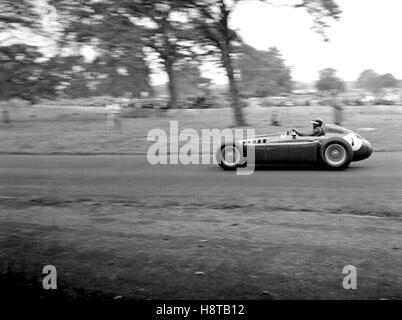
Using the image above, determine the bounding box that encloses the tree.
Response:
[0,45,61,102]
[316,68,344,92]
[0,0,53,102]
[378,73,398,89]
[187,0,247,125]
[0,0,40,29]
[52,0,196,107]
[357,69,398,93]
[135,3,198,108]
[0,1,46,122]
[356,69,379,93]
[175,62,211,99]
[188,0,341,126]
[238,45,292,97]
[50,0,153,99]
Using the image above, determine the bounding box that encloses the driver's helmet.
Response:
[311,118,323,126]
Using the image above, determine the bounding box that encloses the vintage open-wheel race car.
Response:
[216,123,373,170]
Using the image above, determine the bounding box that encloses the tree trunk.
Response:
[1,81,11,123]
[221,44,246,127]
[165,60,178,109]
[1,109,10,123]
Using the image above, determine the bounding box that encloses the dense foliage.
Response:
[0,0,341,124]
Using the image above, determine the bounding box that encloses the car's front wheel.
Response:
[216,142,245,170]
[320,138,352,170]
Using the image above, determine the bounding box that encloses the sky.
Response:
[226,0,402,84]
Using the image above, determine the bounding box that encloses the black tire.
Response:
[216,142,246,170]
[320,138,353,170]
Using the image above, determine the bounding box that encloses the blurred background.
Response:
[0,0,402,154]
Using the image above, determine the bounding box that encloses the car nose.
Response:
[366,140,373,156]
[353,140,373,161]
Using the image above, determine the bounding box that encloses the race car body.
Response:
[216,124,373,170]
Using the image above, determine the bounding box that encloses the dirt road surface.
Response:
[0,153,401,299]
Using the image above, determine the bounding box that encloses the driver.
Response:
[293,118,325,137]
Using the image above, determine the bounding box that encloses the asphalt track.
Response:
[0,152,400,200]
[0,153,401,299]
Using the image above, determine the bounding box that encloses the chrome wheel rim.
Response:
[324,144,347,166]
[222,146,241,167]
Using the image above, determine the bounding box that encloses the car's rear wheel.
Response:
[216,143,245,170]
[320,138,352,170]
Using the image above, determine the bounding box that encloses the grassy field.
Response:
[0,102,401,154]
